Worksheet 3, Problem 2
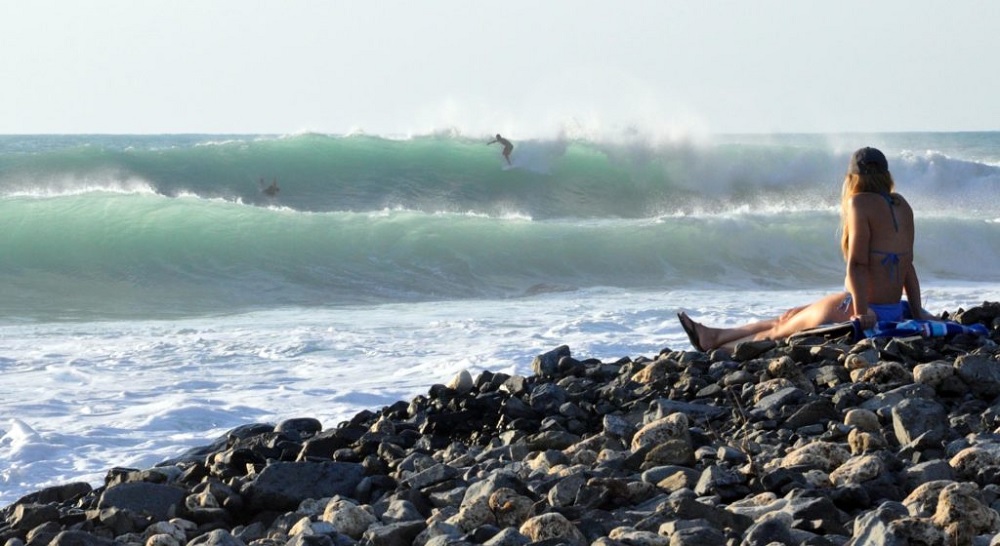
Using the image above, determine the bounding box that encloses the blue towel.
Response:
[860,319,989,340]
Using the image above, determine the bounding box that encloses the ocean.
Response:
[2,131,999,505]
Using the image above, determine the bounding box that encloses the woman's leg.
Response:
[679,292,852,351]
[754,292,852,341]
[679,311,777,351]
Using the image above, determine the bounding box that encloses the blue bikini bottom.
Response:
[839,294,912,322]
[869,302,906,322]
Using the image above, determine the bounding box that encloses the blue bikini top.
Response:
[870,192,906,280]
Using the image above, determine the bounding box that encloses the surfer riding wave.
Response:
[488,134,513,166]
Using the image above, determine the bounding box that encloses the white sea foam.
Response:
[2,282,999,506]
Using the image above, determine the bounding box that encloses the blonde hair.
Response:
[840,171,896,259]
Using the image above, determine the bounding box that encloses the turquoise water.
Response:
[1,132,998,321]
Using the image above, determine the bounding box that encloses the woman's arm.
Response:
[902,262,932,319]
[844,196,875,325]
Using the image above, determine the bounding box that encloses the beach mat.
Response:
[789,319,989,343]
[788,321,859,342]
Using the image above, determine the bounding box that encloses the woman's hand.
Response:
[852,310,877,329]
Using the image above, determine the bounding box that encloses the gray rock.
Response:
[187,529,246,546]
[751,387,807,420]
[10,504,59,532]
[694,465,746,501]
[668,496,753,535]
[955,354,1000,399]
[845,501,909,546]
[360,521,426,546]
[460,472,523,511]
[528,382,568,413]
[48,531,117,546]
[602,414,635,440]
[742,517,795,546]
[12,482,92,505]
[482,527,530,546]
[402,462,460,490]
[649,398,727,420]
[275,417,323,438]
[902,459,954,491]
[784,398,839,429]
[381,499,423,524]
[523,430,580,450]
[531,345,571,377]
[859,384,936,415]
[664,525,726,546]
[548,472,587,508]
[24,523,61,546]
[892,397,949,446]
[242,462,365,511]
[783,494,849,535]
[97,482,187,521]
[732,340,776,360]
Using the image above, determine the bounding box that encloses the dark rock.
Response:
[829,484,871,512]
[25,521,62,545]
[402,463,460,490]
[783,398,839,430]
[742,517,795,546]
[186,529,246,546]
[785,494,849,535]
[649,398,727,420]
[859,383,936,414]
[668,496,753,535]
[750,387,807,420]
[10,483,92,508]
[668,525,727,546]
[528,383,567,414]
[48,531,117,546]
[955,353,1000,399]
[97,482,186,521]
[360,520,425,546]
[901,459,954,492]
[891,397,949,447]
[531,345,571,377]
[844,501,909,546]
[241,462,364,512]
[694,465,748,502]
[10,504,60,532]
[274,418,322,439]
[297,426,360,461]
[732,340,776,361]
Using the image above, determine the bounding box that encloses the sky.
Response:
[1,0,997,136]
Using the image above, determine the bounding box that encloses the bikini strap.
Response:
[871,250,903,281]
[880,192,899,232]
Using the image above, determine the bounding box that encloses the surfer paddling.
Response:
[677,147,933,352]
[487,134,513,165]
[261,178,279,197]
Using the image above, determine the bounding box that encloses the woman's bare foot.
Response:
[677,311,712,352]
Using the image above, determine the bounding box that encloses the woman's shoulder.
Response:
[849,191,909,207]
[847,192,886,208]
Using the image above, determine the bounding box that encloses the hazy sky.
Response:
[1,1,997,136]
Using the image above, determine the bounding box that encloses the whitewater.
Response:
[2,131,999,505]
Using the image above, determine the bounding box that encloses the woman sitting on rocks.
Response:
[678,146,933,352]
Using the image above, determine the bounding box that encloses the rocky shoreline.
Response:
[3,302,1000,546]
